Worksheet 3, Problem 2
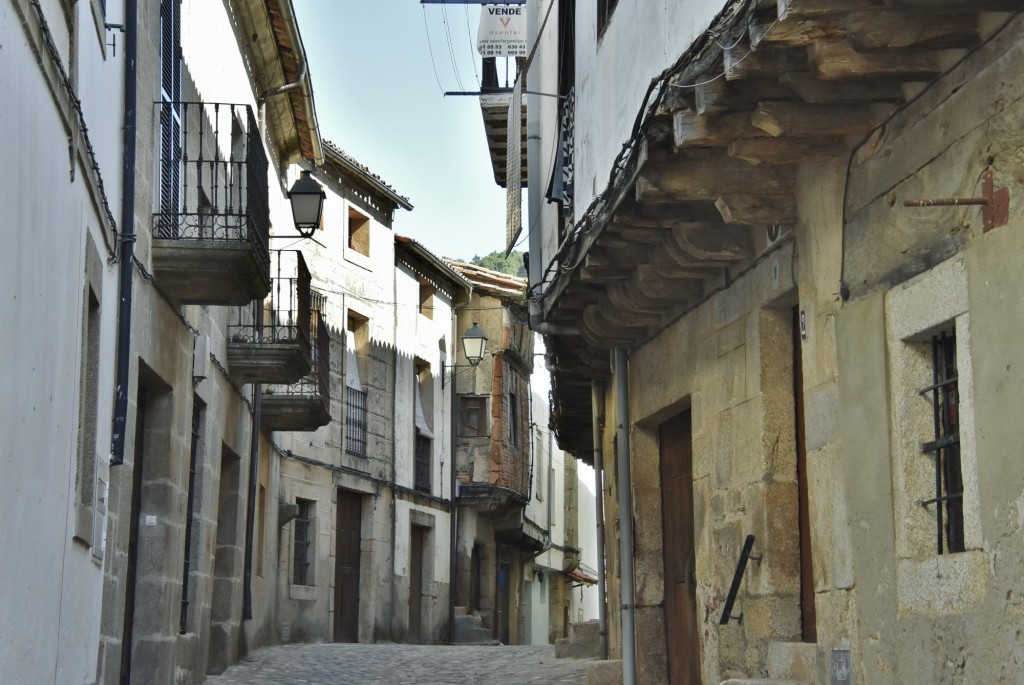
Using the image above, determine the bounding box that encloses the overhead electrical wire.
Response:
[421,5,446,95]
[441,6,466,92]
[464,5,481,88]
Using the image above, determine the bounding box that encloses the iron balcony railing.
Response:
[228,250,312,348]
[268,290,330,400]
[152,101,270,273]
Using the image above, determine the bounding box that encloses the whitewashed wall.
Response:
[570,0,719,217]
[0,0,124,682]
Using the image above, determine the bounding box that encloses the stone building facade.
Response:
[515,1,1024,684]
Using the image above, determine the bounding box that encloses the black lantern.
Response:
[461,322,488,367]
[288,170,326,238]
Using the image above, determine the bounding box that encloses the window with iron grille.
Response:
[414,435,432,494]
[293,499,314,586]
[345,387,368,457]
[919,330,965,555]
[509,387,519,449]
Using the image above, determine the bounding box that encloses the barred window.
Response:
[293,499,314,586]
[345,387,368,457]
[919,330,965,555]
[415,435,432,494]
[509,387,519,449]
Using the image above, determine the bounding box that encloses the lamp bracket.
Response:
[903,169,1009,232]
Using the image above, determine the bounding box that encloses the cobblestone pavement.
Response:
[205,643,588,685]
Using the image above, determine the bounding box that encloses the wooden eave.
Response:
[226,0,322,167]
[395,236,473,303]
[322,143,414,215]
[544,0,1018,459]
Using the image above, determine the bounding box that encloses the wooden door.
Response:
[793,308,817,642]
[469,544,482,612]
[496,556,511,644]
[408,526,425,643]
[333,490,361,643]
[660,411,701,685]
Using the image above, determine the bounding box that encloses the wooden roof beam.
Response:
[779,0,887,20]
[728,135,850,165]
[751,100,897,136]
[636,150,795,202]
[725,40,808,81]
[749,12,844,49]
[808,39,944,82]
[695,78,799,115]
[779,71,905,103]
[673,109,768,148]
[715,195,799,224]
[884,0,1023,11]
[843,12,981,52]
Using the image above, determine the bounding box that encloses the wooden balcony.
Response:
[151,102,271,305]
[227,251,312,384]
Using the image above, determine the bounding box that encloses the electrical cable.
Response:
[421,6,446,95]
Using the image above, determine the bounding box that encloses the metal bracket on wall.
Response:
[903,169,1009,232]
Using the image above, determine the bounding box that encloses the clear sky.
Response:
[293,0,512,262]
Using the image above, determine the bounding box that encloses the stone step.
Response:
[452,613,497,645]
[585,659,623,685]
[767,641,818,682]
[720,680,810,685]
[554,620,604,660]
[572,620,601,638]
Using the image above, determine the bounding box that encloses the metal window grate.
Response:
[345,387,368,457]
[918,331,965,554]
[414,435,432,494]
[293,500,312,585]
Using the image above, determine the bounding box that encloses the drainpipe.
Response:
[448,291,473,643]
[110,0,138,466]
[613,348,637,685]
[243,304,264,620]
[591,380,609,660]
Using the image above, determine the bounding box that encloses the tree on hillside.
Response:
[470,250,526,277]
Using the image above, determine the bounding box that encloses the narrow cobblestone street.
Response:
[204,644,589,685]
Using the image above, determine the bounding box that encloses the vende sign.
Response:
[477,5,527,57]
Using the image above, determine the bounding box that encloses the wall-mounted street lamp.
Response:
[443,323,489,388]
[288,170,326,238]
[461,322,487,367]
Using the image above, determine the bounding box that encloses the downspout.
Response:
[110,0,138,466]
[391,259,400,641]
[591,380,609,660]
[449,288,472,643]
[243,305,264,620]
[614,348,637,685]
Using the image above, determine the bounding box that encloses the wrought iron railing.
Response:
[267,290,330,400]
[152,101,270,273]
[228,250,311,347]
